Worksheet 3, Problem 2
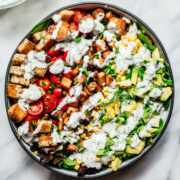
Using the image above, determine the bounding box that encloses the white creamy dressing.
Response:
[21,51,47,80]
[49,59,64,74]
[33,121,44,135]
[122,17,131,24]
[93,20,105,35]
[18,84,42,110]
[79,18,94,34]
[103,30,117,42]
[18,121,29,136]
[107,21,119,34]
[70,132,107,169]
[96,13,105,22]
[52,21,62,39]
[149,88,162,98]
[71,30,79,39]
[131,134,140,148]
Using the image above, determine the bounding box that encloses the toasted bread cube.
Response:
[17,38,35,54]
[32,30,47,43]
[51,110,63,119]
[67,107,78,115]
[9,66,25,76]
[92,8,105,19]
[103,51,112,59]
[38,136,56,147]
[37,120,52,133]
[108,17,126,35]
[67,144,79,151]
[79,91,87,102]
[57,10,75,23]
[97,72,106,86]
[60,77,72,90]
[35,33,55,52]
[74,74,87,84]
[94,39,107,52]
[68,100,79,107]
[71,67,80,76]
[106,74,114,86]
[8,103,27,123]
[56,21,70,42]
[105,11,115,20]
[12,53,27,65]
[59,121,64,131]
[87,82,97,92]
[34,67,47,77]
[96,84,102,92]
[11,75,30,86]
[7,84,24,98]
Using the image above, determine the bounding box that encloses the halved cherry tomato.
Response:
[58,97,68,111]
[25,115,39,122]
[43,94,57,113]
[69,23,79,33]
[47,46,62,57]
[53,87,62,98]
[36,78,51,91]
[52,120,59,126]
[27,100,44,116]
[61,51,68,62]
[50,74,61,85]
[73,9,86,24]
[64,71,73,80]
[51,56,60,62]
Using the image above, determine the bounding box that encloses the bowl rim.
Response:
[4,1,174,179]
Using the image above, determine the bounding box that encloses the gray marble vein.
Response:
[0,0,180,179]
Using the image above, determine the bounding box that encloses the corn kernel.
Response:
[80,133,86,139]
[33,151,38,155]
[76,159,82,165]
[111,158,122,171]
[74,164,80,170]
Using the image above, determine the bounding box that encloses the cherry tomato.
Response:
[50,74,61,85]
[69,23,79,33]
[36,78,51,91]
[52,120,59,126]
[27,100,44,116]
[25,115,39,122]
[43,94,57,113]
[53,87,62,98]
[64,71,73,80]
[61,51,68,62]
[51,56,60,62]
[73,9,86,24]
[58,97,68,111]
[47,46,62,57]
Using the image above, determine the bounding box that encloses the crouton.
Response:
[6,84,24,98]
[108,41,116,49]
[51,110,63,119]
[105,11,115,20]
[60,77,72,90]
[108,17,126,35]
[32,30,47,43]
[71,67,80,76]
[92,8,105,19]
[103,51,112,59]
[67,107,78,115]
[74,74,87,84]
[87,81,97,92]
[82,99,89,105]
[34,67,47,77]
[59,121,64,131]
[67,144,79,151]
[17,38,35,54]
[68,100,79,107]
[106,74,114,86]
[30,77,38,84]
[75,58,83,65]
[11,75,30,86]
[56,21,70,42]
[58,10,75,23]
[36,120,52,133]
[64,117,70,124]
[38,136,56,147]
[8,103,27,123]
[12,53,27,65]
[96,84,102,92]
[84,86,92,96]
[35,33,55,52]
[79,91,87,101]
[9,66,25,76]
[97,72,106,86]
[94,39,107,52]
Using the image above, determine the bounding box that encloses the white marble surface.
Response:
[0,0,179,179]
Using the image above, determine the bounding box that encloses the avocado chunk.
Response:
[153,74,163,86]
[152,48,160,59]
[126,140,145,154]
[96,150,107,156]
[124,100,137,116]
[131,68,139,84]
[160,87,172,101]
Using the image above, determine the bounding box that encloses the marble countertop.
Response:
[0,0,179,179]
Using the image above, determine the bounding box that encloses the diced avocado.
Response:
[143,106,152,122]
[126,140,145,154]
[105,140,114,147]
[144,58,164,65]
[124,100,137,116]
[157,68,164,74]
[63,158,76,168]
[131,68,139,84]
[96,150,106,156]
[160,87,172,101]
[153,74,163,86]
[146,128,159,137]
[152,48,160,59]
[111,157,122,171]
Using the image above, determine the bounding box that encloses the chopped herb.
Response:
[162,77,173,86]
[89,56,93,60]
[98,30,105,39]
[47,61,54,67]
[73,80,78,85]
[41,116,48,120]
[86,110,91,115]
[94,78,97,82]
[125,66,133,79]
[102,20,109,25]
[112,35,117,39]
[50,83,55,89]
[40,34,45,40]
[40,81,46,86]
[73,37,81,42]
[115,47,119,54]
[138,67,145,80]
[163,99,171,110]
[32,121,37,126]
[76,65,83,68]
[83,70,89,77]
[41,133,46,136]
[47,90,52,94]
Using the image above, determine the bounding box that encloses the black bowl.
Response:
[4,2,174,178]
